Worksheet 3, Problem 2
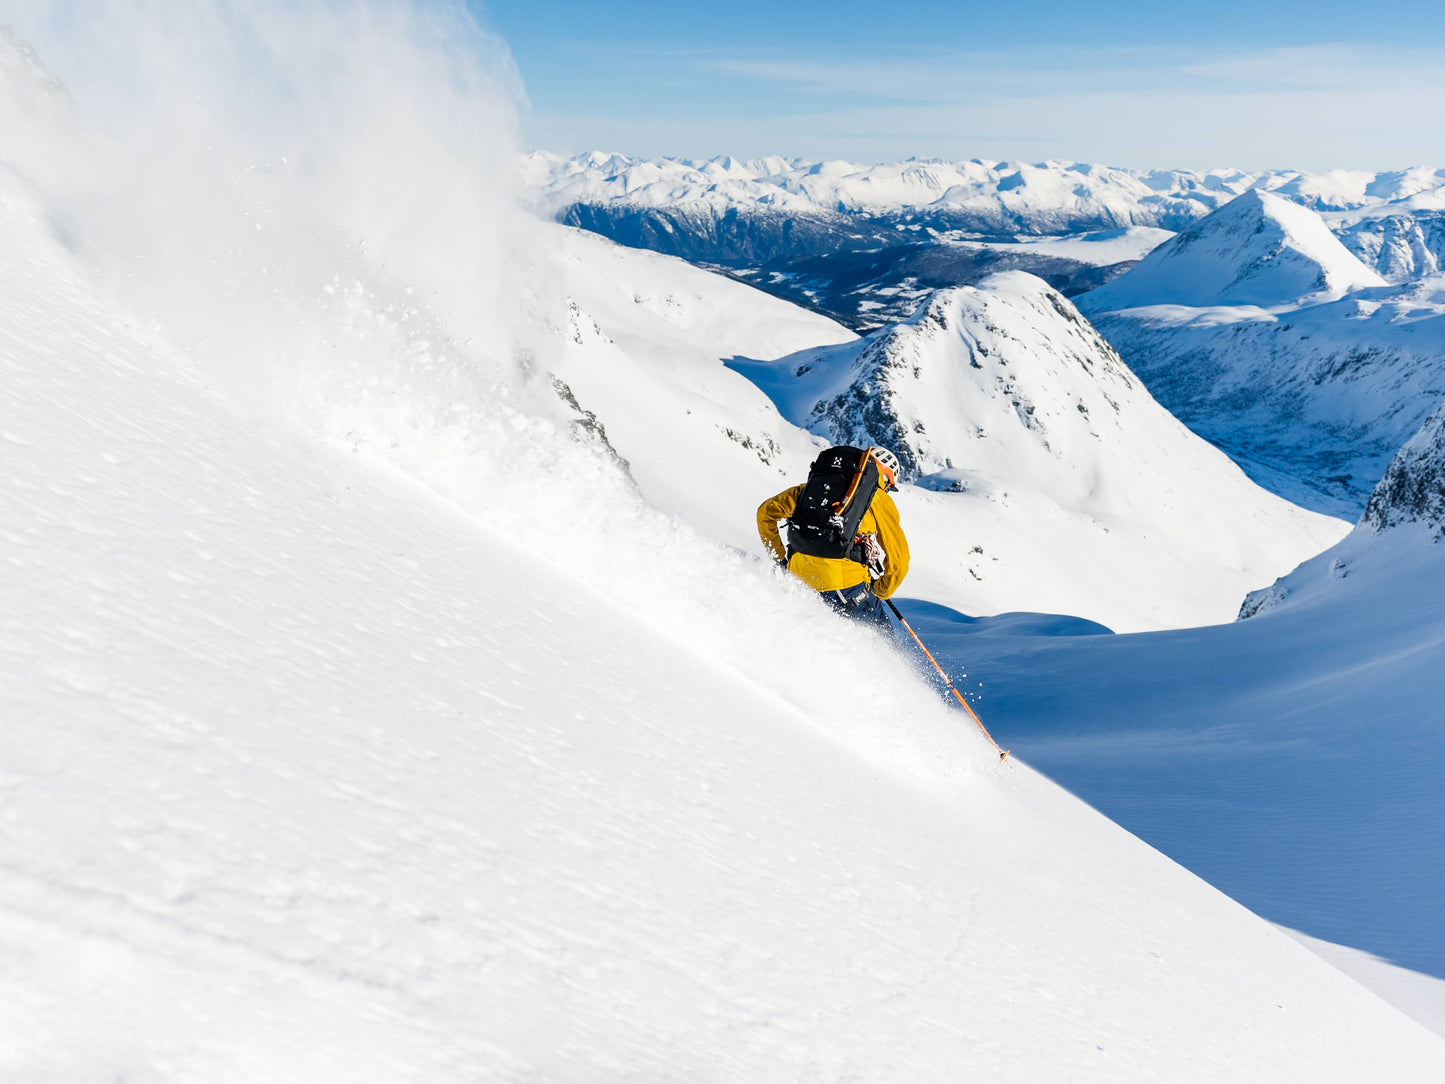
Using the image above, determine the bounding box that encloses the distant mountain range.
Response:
[527,152,1445,230]
[526,152,1445,330]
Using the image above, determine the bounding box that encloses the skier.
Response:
[757,445,909,627]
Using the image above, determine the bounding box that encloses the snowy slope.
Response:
[1285,929,1445,1039]
[730,272,1346,630]
[1080,195,1445,514]
[7,96,1445,1084]
[913,410,1445,984]
[1081,190,1386,310]
[540,224,855,546]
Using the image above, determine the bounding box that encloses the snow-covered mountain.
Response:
[729,271,1344,630]
[8,24,1445,1077]
[527,152,1445,238]
[1082,190,1386,310]
[1080,192,1445,515]
[526,152,1235,330]
[446,221,1342,633]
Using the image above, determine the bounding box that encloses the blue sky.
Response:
[474,0,1445,169]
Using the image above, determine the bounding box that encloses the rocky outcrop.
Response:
[1360,399,1445,534]
[1337,211,1445,283]
[795,272,1143,490]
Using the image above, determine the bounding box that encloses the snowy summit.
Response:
[1081,189,1387,310]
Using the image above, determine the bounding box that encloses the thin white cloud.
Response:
[707,45,1186,100]
[710,42,1445,100]
[526,42,1445,170]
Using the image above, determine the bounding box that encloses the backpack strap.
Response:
[834,447,871,513]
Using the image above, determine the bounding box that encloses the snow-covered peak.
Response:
[522,149,826,218]
[1081,190,1387,311]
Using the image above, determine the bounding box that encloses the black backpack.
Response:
[787,446,880,564]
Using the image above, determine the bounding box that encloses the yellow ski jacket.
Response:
[756,480,910,599]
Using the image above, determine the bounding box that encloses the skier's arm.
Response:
[869,490,910,599]
[756,486,802,562]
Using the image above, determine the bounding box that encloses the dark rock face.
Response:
[1236,581,1288,620]
[805,333,924,478]
[549,374,634,482]
[1361,400,1445,534]
[557,203,899,265]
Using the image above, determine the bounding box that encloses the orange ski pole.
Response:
[884,597,1009,762]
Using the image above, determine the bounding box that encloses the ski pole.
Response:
[883,597,1009,763]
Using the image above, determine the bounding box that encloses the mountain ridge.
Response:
[528,151,1445,227]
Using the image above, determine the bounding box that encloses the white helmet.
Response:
[869,446,901,490]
